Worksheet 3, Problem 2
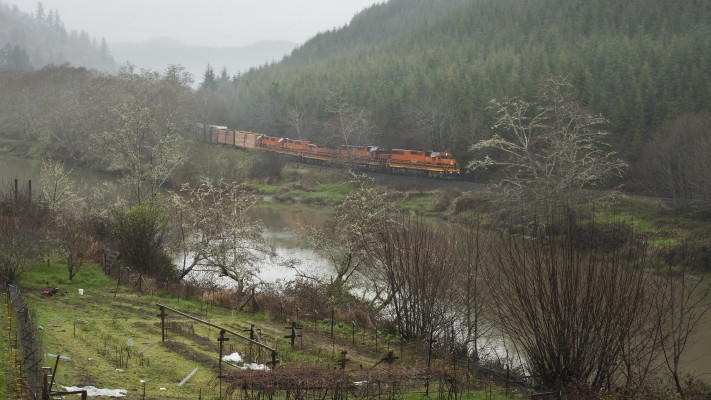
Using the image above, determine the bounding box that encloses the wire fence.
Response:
[6,283,45,399]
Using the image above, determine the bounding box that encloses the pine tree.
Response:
[200,64,216,91]
[6,45,33,71]
[35,2,45,23]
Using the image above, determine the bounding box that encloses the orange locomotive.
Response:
[198,124,460,177]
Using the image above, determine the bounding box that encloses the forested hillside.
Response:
[202,0,711,163]
[0,1,116,72]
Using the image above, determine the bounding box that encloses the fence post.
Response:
[157,306,166,342]
[271,350,278,369]
[48,354,60,395]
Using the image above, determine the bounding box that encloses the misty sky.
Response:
[11,0,384,47]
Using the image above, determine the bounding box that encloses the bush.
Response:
[664,240,711,272]
[249,151,287,180]
[432,189,460,212]
[450,192,488,214]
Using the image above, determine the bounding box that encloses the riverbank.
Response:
[0,136,37,158]
[2,137,710,267]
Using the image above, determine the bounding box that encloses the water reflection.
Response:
[0,156,113,195]
[0,157,41,193]
[182,206,334,288]
[248,205,333,283]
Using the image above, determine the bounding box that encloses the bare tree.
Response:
[91,66,194,203]
[40,159,82,217]
[330,175,398,308]
[298,177,391,304]
[322,92,376,148]
[0,187,45,283]
[635,111,711,214]
[453,216,493,362]
[468,76,626,221]
[299,220,370,300]
[40,159,93,281]
[169,182,269,288]
[653,244,711,398]
[59,216,93,281]
[406,89,457,150]
[97,102,184,203]
[99,103,154,201]
[285,106,304,140]
[485,215,650,395]
[371,215,460,340]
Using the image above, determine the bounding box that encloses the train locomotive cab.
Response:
[282,138,310,152]
[430,151,460,174]
[257,135,282,149]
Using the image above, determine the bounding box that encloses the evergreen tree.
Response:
[35,2,45,23]
[100,38,109,60]
[5,45,33,71]
[200,64,216,91]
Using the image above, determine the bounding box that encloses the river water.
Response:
[0,156,41,192]
[2,155,710,381]
[0,156,333,284]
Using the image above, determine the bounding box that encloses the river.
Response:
[2,155,710,381]
[0,156,335,284]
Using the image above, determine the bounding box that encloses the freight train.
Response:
[198,124,461,177]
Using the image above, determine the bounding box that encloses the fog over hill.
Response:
[0,0,116,72]
[110,37,297,85]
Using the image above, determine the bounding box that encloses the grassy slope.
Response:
[12,263,515,400]
[597,195,711,250]
[0,298,10,398]
[17,264,285,398]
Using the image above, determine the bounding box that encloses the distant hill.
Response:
[205,0,711,161]
[110,38,297,85]
[0,1,116,72]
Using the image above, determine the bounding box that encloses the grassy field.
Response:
[15,263,302,399]
[20,264,226,399]
[6,263,517,400]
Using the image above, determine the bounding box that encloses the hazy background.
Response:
[10,0,383,82]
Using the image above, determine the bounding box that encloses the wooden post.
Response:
[42,369,48,400]
[271,350,278,369]
[48,354,60,394]
[157,306,166,342]
[217,330,229,400]
[375,327,378,352]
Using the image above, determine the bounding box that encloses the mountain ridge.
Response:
[203,0,711,163]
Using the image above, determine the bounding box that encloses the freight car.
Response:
[197,124,460,177]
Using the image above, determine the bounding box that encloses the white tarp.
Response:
[222,352,243,363]
[240,363,269,371]
[63,386,127,397]
[221,353,269,370]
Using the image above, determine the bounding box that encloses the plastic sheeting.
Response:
[63,386,127,397]
[222,352,243,363]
